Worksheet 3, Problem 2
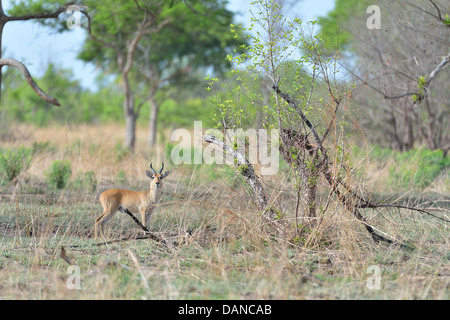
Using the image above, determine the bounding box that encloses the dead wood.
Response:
[272,85,448,246]
[203,134,287,235]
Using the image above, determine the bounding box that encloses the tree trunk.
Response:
[123,75,136,150]
[403,108,414,151]
[125,111,136,150]
[148,95,159,147]
[279,129,318,221]
[0,19,5,101]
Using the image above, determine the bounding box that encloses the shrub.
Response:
[0,146,32,183]
[388,148,450,189]
[366,146,450,189]
[116,170,127,184]
[45,160,72,189]
[114,142,131,162]
[71,170,97,192]
[31,141,57,155]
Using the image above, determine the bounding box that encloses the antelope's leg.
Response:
[140,207,149,233]
[144,207,155,231]
[95,208,117,238]
[94,211,105,238]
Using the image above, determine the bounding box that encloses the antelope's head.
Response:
[145,162,170,190]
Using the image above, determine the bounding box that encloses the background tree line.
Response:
[318,0,449,155]
[0,0,448,156]
[1,0,244,150]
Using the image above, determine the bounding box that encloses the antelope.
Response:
[95,163,170,238]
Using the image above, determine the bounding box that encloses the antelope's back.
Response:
[99,189,145,210]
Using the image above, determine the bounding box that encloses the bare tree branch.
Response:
[183,0,207,16]
[0,58,60,106]
[5,2,74,22]
[80,9,119,51]
[340,51,450,106]
[424,52,450,90]
[122,1,172,75]
[417,0,450,28]
[272,84,322,148]
[203,134,285,232]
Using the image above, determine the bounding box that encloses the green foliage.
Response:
[1,64,212,128]
[116,170,127,184]
[316,0,371,51]
[388,149,449,189]
[4,1,245,132]
[0,146,32,183]
[75,0,246,98]
[1,66,123,126]
[368,146,450,189]
[412,75,428,102]
[70,170,97,192]
[8,0,71,23]
[142,96,215,128]
[45,160,72,189]
[165,142,202,166]
[208,0,333,135]
[31,141,57,155]
[444,14,450,26]
[114,142,132,162]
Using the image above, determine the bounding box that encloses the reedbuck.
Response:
[95,163,170,238]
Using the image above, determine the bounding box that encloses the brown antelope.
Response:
[95,163,170,238]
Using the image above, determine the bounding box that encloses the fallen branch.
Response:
[271,86,432,246]
[67,231,174,250]
[94,208,175,250]
[67,208,174,250]
[122,208,149,232]
[60,246,74,265]
[203,134,286,233]
[359,203,450,223]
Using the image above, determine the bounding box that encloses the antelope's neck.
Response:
[148,187,161,203]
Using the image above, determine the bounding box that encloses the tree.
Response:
[10,0,245,150]
[202,0,446,246]
[1,63,124,126]
[130,0,245,146]
[81,0,177,150]
[0,0,75,105]
[318,0,450,153]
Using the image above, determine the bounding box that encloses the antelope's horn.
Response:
[149,163,157,174]
[159,162,164,174]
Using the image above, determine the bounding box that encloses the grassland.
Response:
[0,124,448,299]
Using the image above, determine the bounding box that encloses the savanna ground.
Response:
[0,124,448,299]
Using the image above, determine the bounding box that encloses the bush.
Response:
[116,170,127,184]
[388,148,450,189]
[31,141,57,155]
[114,142,132,162]
[71,170,97,192]
[45,160,72,189]
[0,146,32,183]
[365,146,450,189]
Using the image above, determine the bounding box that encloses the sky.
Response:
[2,0,336,91]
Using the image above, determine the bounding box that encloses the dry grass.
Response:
[0,124,448,300]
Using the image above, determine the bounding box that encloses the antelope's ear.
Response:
[145,170,154,179]
[161,171,171,179]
